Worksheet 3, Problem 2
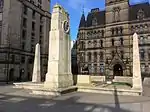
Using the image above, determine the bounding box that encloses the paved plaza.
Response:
[0,85,150,112]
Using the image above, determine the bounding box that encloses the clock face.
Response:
[63,21,70,33]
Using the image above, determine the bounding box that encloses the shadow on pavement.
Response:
[0,91,131,112]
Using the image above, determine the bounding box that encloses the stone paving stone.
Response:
[0,85,150,112]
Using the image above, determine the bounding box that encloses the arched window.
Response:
[100,64,104,74]
[88,52,92,62]
[120,38,123,45]
[88,41,91,48]
[100,52,104,60]
[80,41,84,49]
[116,27,119,34]
[101,30,104,36]
[92,18,98,26]
[112,39,115,46]
[80,53,84,62]
[111,28,114,35]
[120,27,123,34]
[100,40,103,47]
[94,52,97,62]
[94,64,97,75]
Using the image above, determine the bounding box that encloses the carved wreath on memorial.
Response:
[63,20,70,34]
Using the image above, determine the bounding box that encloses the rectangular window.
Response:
[32,10,35,19]
[11,55,15,63]
[23,18,27,27]
[38,0,42,4]
[31,36,35,42]
[39,36,42,44]
[31,44,34,52]
[22,29,26,39]
[23,5,27,15]
[21,56,25,63]
[21,42,25,50]
[148,52,150,60]
[40,25,43,33]
[31,32,35,36]
[32,22,35,31]
[40,15,43,23]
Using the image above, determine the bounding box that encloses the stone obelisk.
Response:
[132,33,142,90]
[32,43,41,83]
[44,4,73,89]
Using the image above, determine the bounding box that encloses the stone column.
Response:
[132,33,142,90]
[32,43,41,83]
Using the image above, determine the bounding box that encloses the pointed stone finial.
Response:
[132,33,142,90]
[82,5,84,14]
[32,43,41,83]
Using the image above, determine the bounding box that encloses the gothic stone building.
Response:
[77,0,150,78]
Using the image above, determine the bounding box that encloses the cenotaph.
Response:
[44,4,73,90]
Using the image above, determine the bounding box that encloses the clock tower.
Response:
[44,4,73,90]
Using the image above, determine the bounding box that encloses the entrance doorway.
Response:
[113,64,123,76]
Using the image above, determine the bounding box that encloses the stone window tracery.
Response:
[92,18,98,26]
[137,9,145,20]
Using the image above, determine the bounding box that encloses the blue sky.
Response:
[51,0,150,40]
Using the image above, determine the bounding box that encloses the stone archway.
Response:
[113,64,123,76]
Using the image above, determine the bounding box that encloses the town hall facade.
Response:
[76,0,150,77]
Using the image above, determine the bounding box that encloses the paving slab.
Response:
[0,85,150,112]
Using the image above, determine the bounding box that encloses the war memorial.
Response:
[14,4,144,97]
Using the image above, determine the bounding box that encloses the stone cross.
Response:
[32,43,41,83]
[132,33,142,90]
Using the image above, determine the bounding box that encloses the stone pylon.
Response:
[32,43,41,83]
[132,33,142,90]
[44,4,73,89]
